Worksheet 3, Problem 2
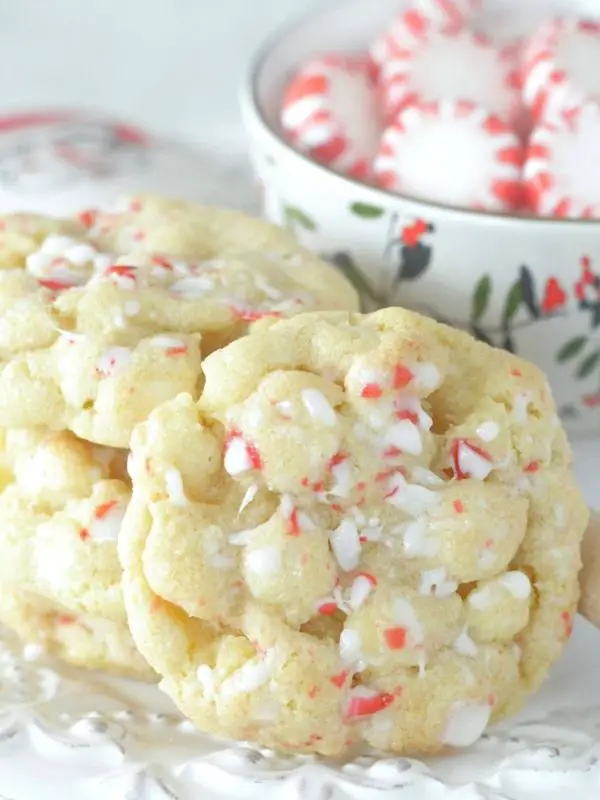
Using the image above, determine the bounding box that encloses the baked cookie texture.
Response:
[0,427,151,678]
[119,308,588,756]
[0,197,358,447]
[0,585,152,679]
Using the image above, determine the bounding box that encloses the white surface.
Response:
[572,437,600,509]
[0,0,318,153]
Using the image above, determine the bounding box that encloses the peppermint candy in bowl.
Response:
[242,0,600,434]
[0,110,253,215]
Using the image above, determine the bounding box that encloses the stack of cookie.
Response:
[0,196,589,756]
[0,195,358,677]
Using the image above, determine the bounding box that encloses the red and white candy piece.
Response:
[376,14,520,124]
[371,2,482,67]
[522,18,600,122]
[417,0,482,28]
[523,103,600,219]
[373,101,524,212]
[281,55,382,180]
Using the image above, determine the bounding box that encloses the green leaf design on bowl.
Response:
[502,280,523,324]
[577,350,600,379]
[284,205,317,231]
[471,275,492,323]
[349,202,385,219]
[557,336,588,363]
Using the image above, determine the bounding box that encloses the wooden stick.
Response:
[579,511,600,630]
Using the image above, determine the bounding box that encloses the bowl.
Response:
[241,0,600,435]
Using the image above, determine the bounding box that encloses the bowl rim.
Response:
[241,0,599,230]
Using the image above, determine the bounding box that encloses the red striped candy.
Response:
[374,101,524,212]
[522,18,600,123]
[281,55,382,180]
[523,103,600,219]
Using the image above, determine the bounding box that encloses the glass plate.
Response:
[1,617,599,800]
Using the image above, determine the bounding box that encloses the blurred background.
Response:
[0,0,316,152]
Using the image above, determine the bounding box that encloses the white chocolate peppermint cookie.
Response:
[0,584,152,679]
[0,428,131,626]
[119,309,587,756]
[0,197,358,446]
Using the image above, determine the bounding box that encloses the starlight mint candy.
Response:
[374,101,524,211]
[375,12,520,123]
[523,18,600,122]
[370,2,483,67]
[523,103,600,218]
[281,55,382,179]
[118,308,587,757]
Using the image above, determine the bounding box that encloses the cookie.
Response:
[119,309,588,756]
[0,584,152,679]
[0,427,132,623]
[0,197,358,446]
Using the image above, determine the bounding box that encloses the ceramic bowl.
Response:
[241,0,600,435]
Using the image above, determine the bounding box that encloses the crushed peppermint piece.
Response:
[384,626,407,650]
[238,484,259,515]
[90,500,124,541]
[393,597,424,646]
[224,433,262,476]
[402,518,439,558]
[317,600,339,615]
[348,573,376,609]
[96,346,132,379]
[330,670,349,688]
[170,276,214,298]
[476,421,500,442]
[220,651,275,698]
[104,264,138,290]
[451,439,493,480]
[339,628,365,667]
[468,585,492,610]
[453,628,478,657]
[301,388,338,426]
[513,392,531,424]
[124,299,141,317]
[441,701,491,748]
[361,383,383,399]
[78,208,97,228]
[499,570,531,599]
[147,335,188,357]
[345,687,394,719]
[165,467,188,506]
[411,362,441,392]
[419,567,458,598]
[329,456,353,498]
[384,419,423,455]
[246,546,282,577]
[524,460,540,473]
[330,519,361,571]
[393,364,414,389]
[386,480,440,517]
